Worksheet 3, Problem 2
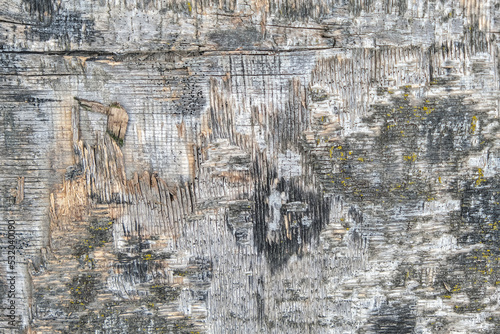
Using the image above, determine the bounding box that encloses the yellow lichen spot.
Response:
[187,2,192,12]
[471,115,478,134]
[475,168,486,186]
[337,146,342,149]
[438,176,442,183]
[403,153,417,162]
[358,157,364,162]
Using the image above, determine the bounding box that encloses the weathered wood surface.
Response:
[1,0,500,333]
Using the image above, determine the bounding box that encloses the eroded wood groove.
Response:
[2,0,500,333]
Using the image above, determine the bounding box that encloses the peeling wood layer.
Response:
[2,0,500,333]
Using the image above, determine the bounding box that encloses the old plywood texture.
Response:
[1,0,500,333]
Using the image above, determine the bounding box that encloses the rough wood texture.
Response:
[1,0,500,333]
[75,98,129,142]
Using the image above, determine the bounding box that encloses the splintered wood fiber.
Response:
[1,0,500,333]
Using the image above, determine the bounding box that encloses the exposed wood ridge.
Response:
[40,103,206,332]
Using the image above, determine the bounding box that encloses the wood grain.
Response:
[1,0,500,333]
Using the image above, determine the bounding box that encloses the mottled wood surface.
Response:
[1,0,500,333]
